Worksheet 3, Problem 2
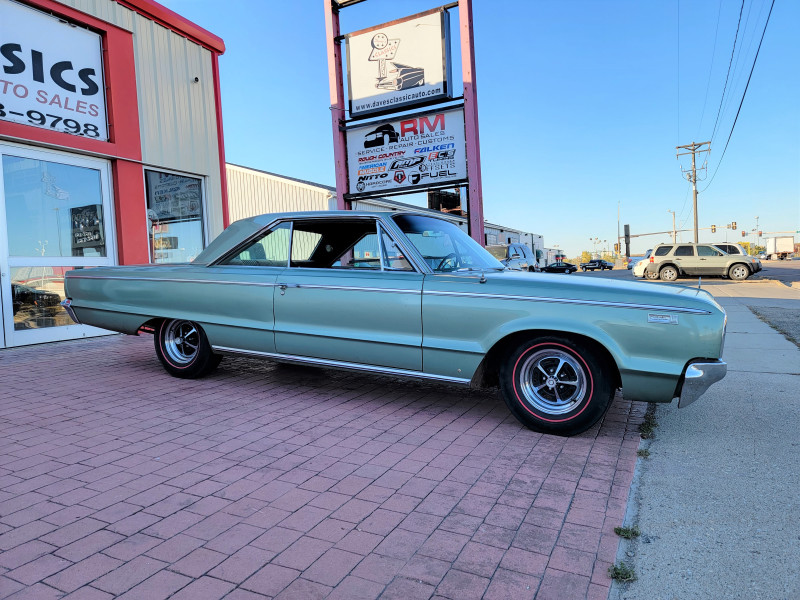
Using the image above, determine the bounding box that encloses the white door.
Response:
[0,143,117,347]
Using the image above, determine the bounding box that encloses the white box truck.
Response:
[766,236,794,260]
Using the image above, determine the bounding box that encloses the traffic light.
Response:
[614,243,619,253]
[732,221,737,230]
[711,225,716,233]
[741,230,746,238]
[758,231,762,236]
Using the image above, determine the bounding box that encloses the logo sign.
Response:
[346,107,467,197]
[0,0,108,140]
[70,204,104,250]
[346,8,451,118]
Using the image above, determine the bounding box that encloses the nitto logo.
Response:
[357,173,389,182]
[394,170,406,184]
[390,157,424,170]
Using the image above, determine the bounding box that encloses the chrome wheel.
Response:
[162,320,200,365]
[517,348,588,415]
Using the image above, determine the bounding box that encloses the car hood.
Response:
[427,270,723,314]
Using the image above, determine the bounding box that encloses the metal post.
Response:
[324,0,349,210]
[691,150,698,243]
[459,0,485,245]
[668,209,676,243]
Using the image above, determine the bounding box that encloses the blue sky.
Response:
[162,0,799,257]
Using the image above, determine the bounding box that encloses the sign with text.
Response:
[346,9,451,118]
[346,107,467,197]
[70,204,104,250]
[0,0,108,140]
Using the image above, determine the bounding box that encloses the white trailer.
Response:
[765,236,794,260]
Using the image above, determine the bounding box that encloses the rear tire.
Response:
[659,265,679,281]
[499,336,615,436]
[154,319,222,378]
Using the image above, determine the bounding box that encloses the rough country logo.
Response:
[368,33,425,91]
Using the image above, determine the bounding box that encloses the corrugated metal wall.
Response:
[226,165,331,222]
[56,0,224,238]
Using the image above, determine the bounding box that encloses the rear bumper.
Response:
[676,360,727,408]
[60,299,81,324]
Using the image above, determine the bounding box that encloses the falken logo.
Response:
[390,157,424,170]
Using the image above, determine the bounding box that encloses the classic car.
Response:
[542,261,577,274]
[62,211,728,437]
[376,63,425,90]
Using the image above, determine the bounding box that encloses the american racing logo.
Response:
[389,156,424,170]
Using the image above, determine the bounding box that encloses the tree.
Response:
[580,251,592,264]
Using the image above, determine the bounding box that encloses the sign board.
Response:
[346,9,451,118]
[346,107,467,197]
[0,0,108,140]
[145,172,203,223]
[70,204,104,250]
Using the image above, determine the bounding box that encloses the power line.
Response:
[696,0,724,138]
[710,0,745,142]
[701,0,776,192]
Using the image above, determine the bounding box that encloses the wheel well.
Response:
[729,262,751,273]
[471,329,621,390]
[136,317,163,335]
[659,263,680,273]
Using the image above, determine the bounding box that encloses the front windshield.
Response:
[392,214,504,273]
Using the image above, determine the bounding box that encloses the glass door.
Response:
[0,143,117,347]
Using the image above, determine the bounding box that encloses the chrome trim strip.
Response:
[424,290,713,315]
[277,283,420,295]
[65,275,280,288]
[212,346,471,385]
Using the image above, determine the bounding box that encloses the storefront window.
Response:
[145,170,205,263]
[10,266,75,330]
[2,155,106,258]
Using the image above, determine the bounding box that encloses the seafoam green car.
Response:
[62,211,727,436]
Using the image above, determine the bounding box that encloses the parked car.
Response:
[542,261,577,274]
[632,250,653,278]
[713,243,762,272]
[626,258,641,270]
[486,243,538,272]
[63,211,727,437]
[643,243,761,281]
[580,259,614,272]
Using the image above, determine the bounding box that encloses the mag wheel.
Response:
[728,264,750,280]
[499,337,615,436]
[659,265,678,281]
[154,319,221,378]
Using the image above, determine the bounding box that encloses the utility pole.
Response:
[667,209,676,243]
[676,141,711,243]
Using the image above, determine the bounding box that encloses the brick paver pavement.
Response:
[0,335,645,599]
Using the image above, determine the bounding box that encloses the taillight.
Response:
[649,256,654,262]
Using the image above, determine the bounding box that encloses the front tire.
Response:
[154,319,221,378]
[659,265,679,281]
[728,263,751,280]
[499,337,615,436]
[644,269,659,280]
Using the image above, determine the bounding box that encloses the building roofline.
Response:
[116,0,225,53]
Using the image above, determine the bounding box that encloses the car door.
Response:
[202,221,291,354]
[672,245,697,274]
[696,245,726,275]
[273,217,423,371]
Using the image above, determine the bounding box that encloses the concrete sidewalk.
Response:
[611,281,800,600]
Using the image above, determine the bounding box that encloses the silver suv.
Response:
[643,243,761,281]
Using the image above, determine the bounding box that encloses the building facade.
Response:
[0,0,227,348]
[226,163,544,264]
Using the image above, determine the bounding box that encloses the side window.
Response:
[655,246,673,256]
[381,230,413,271]
[697,245,722,257]
[221,222,290,266]
[674,246,694,257]
[290,219,381,269]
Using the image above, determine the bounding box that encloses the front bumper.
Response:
[676,360,727,408]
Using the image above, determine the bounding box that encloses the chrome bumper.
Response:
[60,298,81,324]
[677,360,727,408]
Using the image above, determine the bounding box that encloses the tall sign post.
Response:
[458,0,484,244]
[324,1,349,210]
[326,0,486,244]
